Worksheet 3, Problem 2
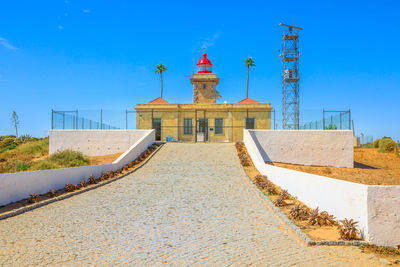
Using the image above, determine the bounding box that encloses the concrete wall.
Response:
[0,130,155,206]
[49,130,152,156]
[367,186,400,246]
[250,130,353,168]
[244,129,400,247]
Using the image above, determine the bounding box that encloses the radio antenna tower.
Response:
[279,23,302,129]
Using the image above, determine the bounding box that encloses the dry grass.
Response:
[274,148,400,185]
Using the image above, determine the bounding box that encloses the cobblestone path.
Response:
[0,143,385,266]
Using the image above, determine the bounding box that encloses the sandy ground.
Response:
[274,148,400,185]
[89,153,122,165]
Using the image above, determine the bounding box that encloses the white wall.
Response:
[49,130,152,156]
[244,130,400,247]
[0,130,155,206]
[250,130,354,168]
[367,186,400,246]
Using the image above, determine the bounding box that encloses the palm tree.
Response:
[245,56,255,98]
[155,63,167,98]
[216,90,222,101]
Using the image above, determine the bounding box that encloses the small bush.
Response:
[338,218,359,240]
[16,161,29,171]
[29,194,39,203]
[80,180,88,188]
[29,160,62,171]
[48,150,90,167]
[48,190,57,197]
[88,175,97,184]
[378,138,397,153]
[0,144,17,153]
[373,139,380,148]
[0,137,16,149]
[65,184,76,192]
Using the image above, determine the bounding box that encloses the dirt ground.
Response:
[89,153,122,165]
[274,148,400,185]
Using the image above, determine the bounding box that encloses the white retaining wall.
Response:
[0,130,155,206]
[244,130,400,247]
[49,130,152,156]
[249,130,353,168]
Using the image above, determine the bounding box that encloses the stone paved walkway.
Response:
[0,143,385,266]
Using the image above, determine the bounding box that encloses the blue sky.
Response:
[0,0,399,141]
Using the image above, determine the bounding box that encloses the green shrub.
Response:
[29,160,62,171]
[18,138,48,156]
[324,124,338,130]
[48,150,90,167]
[378,138,397,153]
[373,139,380,148]
[16,161,29,171]
[0,137,16,149]
[0,144,17,153]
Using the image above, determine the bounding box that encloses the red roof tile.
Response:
[149,97,168,103]
[238,97,259,103]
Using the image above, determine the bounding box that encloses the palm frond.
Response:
[245,56,255,66]
[155,63,167,73]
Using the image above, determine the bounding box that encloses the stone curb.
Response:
[0,143,164,221]
[240,164,369,247]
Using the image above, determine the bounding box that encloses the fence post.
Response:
[349,109,351,130]
[126,109,128,130]
[63,112,65,129]
[323,109,325,130]
[340,112,342,129]
[76,110,78,129]
[82,118,84,129]
[100,109,103,130]
[51,109,54,129]
[273,109,276,130]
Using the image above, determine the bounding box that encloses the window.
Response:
[245,118,255,129]
[203,84,206,89]
[184,118,192,135]
[215,118,223,134]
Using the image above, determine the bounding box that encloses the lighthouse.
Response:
[190,53,219,104]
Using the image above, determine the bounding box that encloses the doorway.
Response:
[197,118,208,142]
[152,118,162,141]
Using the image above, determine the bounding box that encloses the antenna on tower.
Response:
[279,22,302,129]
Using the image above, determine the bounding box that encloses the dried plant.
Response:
[289,204,310,221]
[266,184,278,195]
[320,211,337,226]
[123,165,129,171]
[88,175,97,184]
[308,207,336,226]
[48,189,57,198]
[274,197,287,207]
[108,171,115,178]
[338,218,360,240]
[65,184,76,192]
[80,180,88,188]
[279,189,290,200]
[29,194,39,203]
[240,158,250,166]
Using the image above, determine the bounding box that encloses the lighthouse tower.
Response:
[190,53,219,104]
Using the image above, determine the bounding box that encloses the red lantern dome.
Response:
[197,53,213,73]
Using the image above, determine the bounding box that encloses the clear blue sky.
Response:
[0,0,399,141]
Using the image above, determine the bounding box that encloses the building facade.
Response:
[135,53,272,142]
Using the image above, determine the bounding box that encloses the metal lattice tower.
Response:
[279,23,302,129]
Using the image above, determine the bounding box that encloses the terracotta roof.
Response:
[149,97,168,103]
[238,97,259,103]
